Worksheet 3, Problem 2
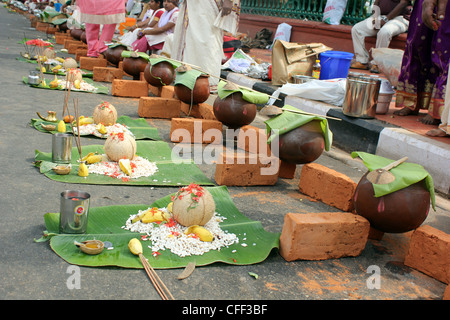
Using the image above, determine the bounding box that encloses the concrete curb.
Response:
[220,70,450,196]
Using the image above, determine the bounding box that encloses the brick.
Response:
[35,22,49,32]
[444,285,450,300]
[112,79,149,98]
[64,39,82,50]
[161,85,176,99]
[148,84,162,97]
[79,56,107,71]
[298,163,357,212]
[404,225,450,284]
[214,150,279,186]
[138,97,181,118]
[278,160,297,179]
[236,125,271,157]
[180,102,201,118]
[118,61,132,78]
[93,67,123,82]
[170,118,223,144]
[69,43,87,54]
[75,49,88,61]
[279,212,370,261]
[55,33,70,45]
[46,26,58,35]
[198,103,217,120]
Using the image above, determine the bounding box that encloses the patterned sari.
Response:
[395,0,450,120]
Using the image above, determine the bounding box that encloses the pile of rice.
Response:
[122,207,239,257]
[74,123,134,138]
[88,155,158,179]
[59,79,97,92]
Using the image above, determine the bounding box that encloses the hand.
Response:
[422,0,448,30]
[221,0,232,16]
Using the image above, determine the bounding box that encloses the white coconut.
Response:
[172,186,215,227]
[67,68,83,82]
[43,47,56,59]
[93,102,118,126]
[104,132,137,162]
[63,57,77,70]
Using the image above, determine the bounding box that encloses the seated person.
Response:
[120,0,164,46]
[132,0,178,53]
[350,0,412,73]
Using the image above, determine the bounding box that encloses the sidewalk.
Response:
[221,48,450,197]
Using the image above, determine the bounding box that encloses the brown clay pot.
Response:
[103,45,127,66]
[144,61,175,87]
[213,92,257,128]
[174,75,210,104]
[80,31,87,44]
[58,22,68,33]
[70,28,83,40]
[353,173,430,233]
[277,120,325,164]
[122,57,149,80]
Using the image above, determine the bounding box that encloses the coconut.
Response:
[104,132,137,162]
[172,184,215,227]
[67,68,83,82]
[63,57,77,70]
[43,47,56,59]
[93,102,117,126]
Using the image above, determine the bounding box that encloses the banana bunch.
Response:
[82,152,102,164]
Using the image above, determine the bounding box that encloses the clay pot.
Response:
[213,92,257,128]
[122,57,148,80]
[103,45,127,66]
[70,28,83,40]
[174,75,210,104]
[277,120,325,164]
[143,61,175,87]
[354,173,430,233]
[58,22,68,33]
[80,31,87,44]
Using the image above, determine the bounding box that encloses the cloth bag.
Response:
[271,40,332,85]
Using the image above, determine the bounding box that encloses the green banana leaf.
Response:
[217,80,269,105]
[34,140,214,186]
[121,50,150,61]
[174,69,206,90]
[39,186,280,269]
[30,115,161,140]
[39,67,93,78]
[51,18,68,25]
[22,76,109,95]
[351,151,435,210]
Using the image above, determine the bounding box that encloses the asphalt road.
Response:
[1,4,449,306]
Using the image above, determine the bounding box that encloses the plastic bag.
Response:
[322,0,348,25]
[268,79,347,106]
[67,7,83,30]
[371,48,404,88]
[270,23,292,49]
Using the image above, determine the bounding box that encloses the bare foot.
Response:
[393,107,419,116]
[420,114,440,125]
[426,128,448,137]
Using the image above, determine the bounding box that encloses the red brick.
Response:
[35,22,49,32]
[79,57,107,71]
[279,212,370,261]
[404,225,450,284]
[75,49,88,61]
[93,67,124,82]
[298,163,357,212]
[180,102,201,118]
[118,61,133,78]
[236,125,272,157]
[55,33,70,45]
[161,85,176,99]
[444,285,450,300]
[198,103,217,120]
[64,39,82,50]
[214,150,279,186]
[138,97,181,118]
[278,160,297,179]
[170,118,223,144]
[46,26,58,35]
[111,79,148,98]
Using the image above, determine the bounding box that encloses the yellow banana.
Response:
[96,123,107,135]
[141,208,165,223]
[85,154,102,164]
[57,120,66,133]
[184,225,213,242]
[128,238,143,256]
[78,161,89,177]
[119,158,133,176]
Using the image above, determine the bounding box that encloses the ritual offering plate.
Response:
[74,240,104,255]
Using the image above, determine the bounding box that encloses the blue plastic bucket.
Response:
[54,3,62,12]
[319,51,354,80]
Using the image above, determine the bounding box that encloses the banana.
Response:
[141,208,165,223]
[86,154,102,164]
[128,238,143,256]
[57,120,66,133]
[74,79,81,89]
[167,202,173,213]
[119,158,132,176]
[78,161,89,177]
[55,57,65,63]
[184,225,213,242]
[75,117,94,126]
[49,75,59,88]
[96,123,107,135]
[51,65,62,73]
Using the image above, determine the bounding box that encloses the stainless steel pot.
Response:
[342,72,381,118]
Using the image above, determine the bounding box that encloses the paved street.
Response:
[1,4,449,306]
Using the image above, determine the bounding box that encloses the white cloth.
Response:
[439,64,450,135]
[351,15,409,64]
[119,8,165,46]
[168,0,240,86]
[144,7,178,47]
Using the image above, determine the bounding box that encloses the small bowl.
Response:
[74,240,104,255]
[41,123,56,131]
[52,165,71,175]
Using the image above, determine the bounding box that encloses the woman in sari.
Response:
[131,0,178,53]
[119,0,165,47]
[77,0,127,57]
[394,0,450,125]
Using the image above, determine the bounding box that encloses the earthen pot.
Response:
[103,44,127,66]
[277,120,325,164]
[80,31,87,44]
[58,22,68,33]
[174,75,210,104]
[144,61,175,87]
[70,28,83,40]
[122,57,148,80]
[213,92,257,128]
[353,173,430,233]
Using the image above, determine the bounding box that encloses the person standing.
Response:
[77,0,127,58]
[167,0,240,87]
[350,0,412,73]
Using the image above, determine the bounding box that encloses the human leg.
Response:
[84,23,101,57]
[97,24,117,54]
[351,18,378,65]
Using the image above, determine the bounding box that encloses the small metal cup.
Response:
[52,133,72,164]
[59,190,90,234]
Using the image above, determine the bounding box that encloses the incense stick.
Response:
[139,254,174,300]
